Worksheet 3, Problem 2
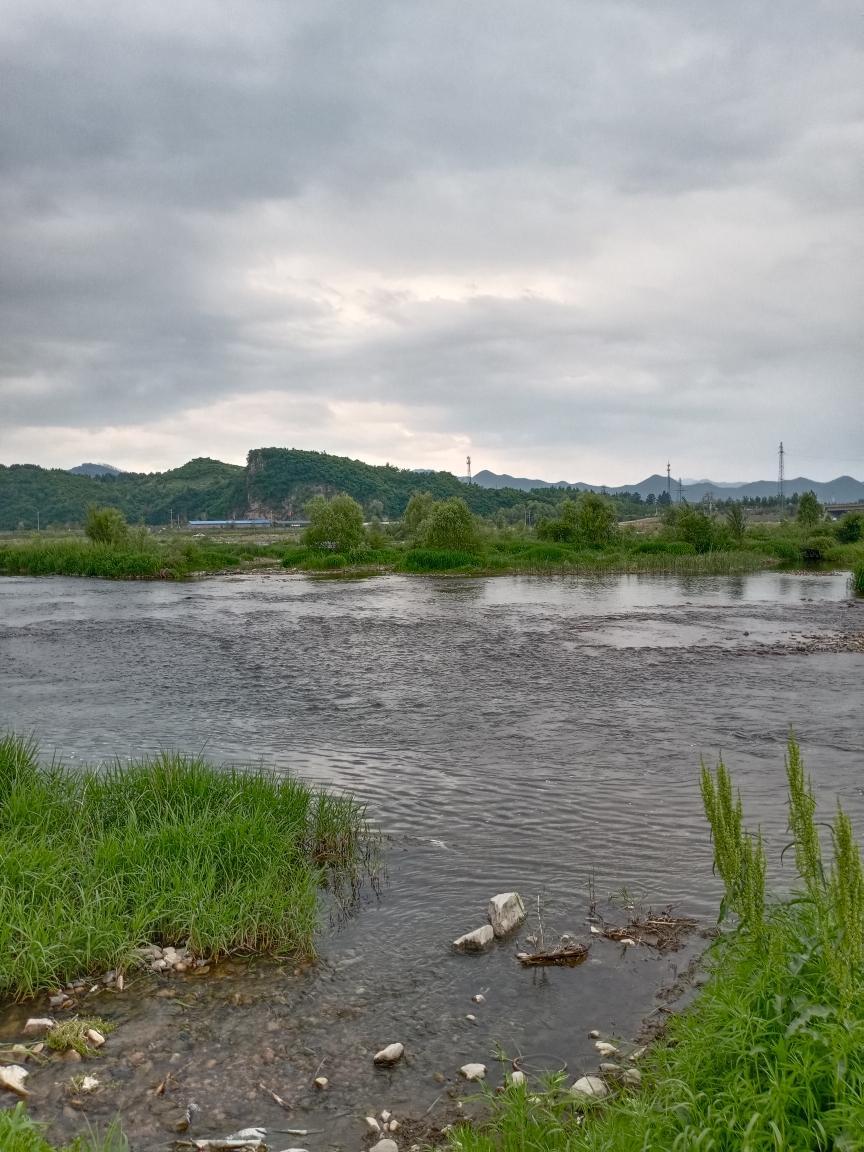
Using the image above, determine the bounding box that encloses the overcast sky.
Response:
[1,0,862,483]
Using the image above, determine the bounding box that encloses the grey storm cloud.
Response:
[1,0,862,478]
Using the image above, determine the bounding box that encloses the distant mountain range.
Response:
[463,470,864,503]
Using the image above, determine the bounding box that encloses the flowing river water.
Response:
[1,569,863,1149]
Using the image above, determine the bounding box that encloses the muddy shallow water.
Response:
[1,570,863,1149]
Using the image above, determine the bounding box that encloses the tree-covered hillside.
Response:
[0,448,654,529]
[0,458,245,530]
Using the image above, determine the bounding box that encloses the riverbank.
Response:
[3,532,863,581]
[448,736,864,1150]
[0,733,370,998]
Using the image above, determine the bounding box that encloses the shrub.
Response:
[400,548,480,572]
[84,505,128,544]
[536,493,617,546]
[403,491,437,538]
[422,498,479,551]
[304,493,365,553]
[724,500,747,545]
[836,512,864,543]
[852,561,864,594]
[663,503,723,553]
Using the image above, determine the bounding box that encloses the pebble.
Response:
[432,1072,445,1083]
[595,1042,618,1057]
[471,994,485,1003]
[622,1067,642,1086]
[465,1014,476,1022]
[389,1121,401,1133]
[79,1076,100,1093]
[571,1075,607,1098]
[0,1065,29,1096]
[588,1030,600,1038]
[86,1028,105,1048]
[314,1076,328,1089]
[589,926,601,935]
[629,1047,646,1061]
[458,1063,487,1081]
[48,994,66,1008]
[63,1050,82,1063]
[453,926,494,951]
[370,1141,398,1152]
[365,1117,381,1133]
[374,1042,404,1065]
[116,974,124,991]
[128,1052,146,1066]
[261,1047,276,1065]
[510,1070,526,1087]
[381,1111,391,1122]
[23,1017,55,1035]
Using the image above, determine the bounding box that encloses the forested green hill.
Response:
[0,448,650,529]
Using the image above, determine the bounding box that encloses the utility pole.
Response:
[667,461,671,497]
[777,442,785,510]
[466,455,472,485]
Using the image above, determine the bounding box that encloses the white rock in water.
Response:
[453,926,494,951]
[380,1111,391,1122]
[571,1076,607,1098]
[458,1063,487,1081]
[595,1041,618,1057]
[370,1140,398,1152]
[314,1077,328,1089]
[620,938,637,947]
[589,926,601,935]
[622,1067,642,1086]
[80,1076,100,1093]
[389,1121,400,1132]
[0,1065,30,1096]
[472,993,485,1003]
[227,1129,267,1142]
[86,1028,106,1047]
[116,974,124,991]
[599,1063,621,1073]
[365,1117,381,1132]
[374,1042,404,1065]
[23,1017,55,1035]
[588,1030,600,1038]
[510,1070,526,1087]
[488,893,526,938]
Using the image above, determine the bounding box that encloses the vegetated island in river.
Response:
[2,485,864,585]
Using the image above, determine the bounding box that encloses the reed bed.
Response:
[449,735,864,1151]
[0,734,369,998]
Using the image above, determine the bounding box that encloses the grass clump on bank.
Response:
[0,733,369,998]
[0,1103,125,1152]
[449,734,864,1151]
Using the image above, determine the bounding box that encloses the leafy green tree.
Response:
[84,505,128,544]
[574,492,618,545]
[403,491,436,538]
[797,491,822,528]
[304,493,365,552]
[664,503,720,553]
[422,497,478,551]
[724,501,747,545]
[836,512,863,544]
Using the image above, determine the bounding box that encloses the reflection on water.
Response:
[0,571,862,1148]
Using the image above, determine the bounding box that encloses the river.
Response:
[1,569,862,1149]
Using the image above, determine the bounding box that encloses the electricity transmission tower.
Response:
[677,477,684,503]
[777,442,785,508]
[466,455,472,485]
[666,461,672,497]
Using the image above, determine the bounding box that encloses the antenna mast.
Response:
[778,442,785,505]
[466,455,472,485]
[666,461,671,497]
[677,477,683,504]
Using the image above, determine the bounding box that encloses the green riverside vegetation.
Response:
[0,1104,126,1152]
[0,733,369,999]
[448,735,864,1151]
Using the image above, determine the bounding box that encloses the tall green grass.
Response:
[449,735,864,1151]
[0,1103,126,1152]
[853,561,864,594]
[0,734,369,997]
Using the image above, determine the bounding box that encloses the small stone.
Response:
[370,1141,398,1152]
[31,1044,44,1056]
[193,965,210,975]
[599,1062,621,1073]
[128,1052,145,1066]
[314,1076,328,1089]
[365,1117,381,1132]
[588,1030,600,1038]
[622,1067,642,1086]
[101,970,116,984]
[488,893,526,938]
[471,994,485,1003]
[465,1014,476,1022]
[453,926,494,951]
[629,1047,646,1062]
[63,1049,82,1063]
[163,948,179,963]
[48,994,66,1008]
[510,1070,526,1087]
[23,1017,55,1035]
[374,1042,404,1065]
[381,1111,391,1122]
[261,1046,276,1065]
[0,1065,29,1096]
[432,1072,445,1083]
[390,1121,400,1132]
[174,961,191,972]
[595,1041,618,1057]
[516,952,530,961]
[589,926,601,935]
[80,1075,100,1093]
[152,959,168,972]
[571,1075,607,1098]
[620,938,637,947]
[458,1063,487,1081]
[86,1029,105,1048]
[116,974,124,991]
